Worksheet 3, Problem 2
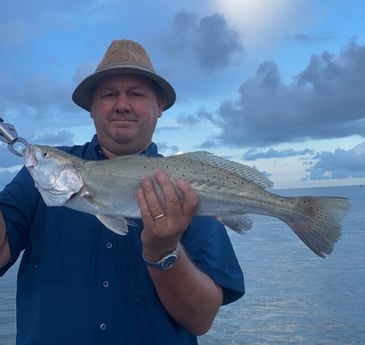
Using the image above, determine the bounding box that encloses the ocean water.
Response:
[199,185,365,345]
[0,185,364,345]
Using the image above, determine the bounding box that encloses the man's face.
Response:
[90,74,165,157]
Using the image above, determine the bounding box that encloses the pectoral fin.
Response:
[218,214,253,234]
[96,215,130,235]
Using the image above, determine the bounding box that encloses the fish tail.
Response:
[279,196,351,258]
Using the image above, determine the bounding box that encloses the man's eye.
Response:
[130,91,144,97]
[102,92,114,98]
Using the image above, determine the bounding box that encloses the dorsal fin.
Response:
[173,152,273,189]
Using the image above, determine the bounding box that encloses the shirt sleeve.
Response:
[181,216,245,305]
[0,167,39,276]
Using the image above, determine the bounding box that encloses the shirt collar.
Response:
[90,135,160,159]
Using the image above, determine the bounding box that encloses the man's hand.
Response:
[136,170,199,261]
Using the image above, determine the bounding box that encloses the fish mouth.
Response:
[23,145,37,168]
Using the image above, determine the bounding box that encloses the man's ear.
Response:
[157,96,166,115]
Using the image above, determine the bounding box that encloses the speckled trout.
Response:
[23,144,350,258]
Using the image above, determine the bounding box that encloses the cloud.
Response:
[209,38,365,147]
[32,129,75,146]
[244,147,314,160]
[0,144,23,167]
[176,114,201,126]
[199,140,218,150]
[154,141,180,156]
[0,70,87,144]
[306,142,365,180]
[177,109,218,127]
[195,13,244,70]
[163,10,244,72]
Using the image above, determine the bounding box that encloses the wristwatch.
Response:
[143,244,181,270]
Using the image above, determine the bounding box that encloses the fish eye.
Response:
[42,151,49,158]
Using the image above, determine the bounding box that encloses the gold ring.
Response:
[153,213,165,221]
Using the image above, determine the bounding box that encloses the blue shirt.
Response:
[0,136,244,345]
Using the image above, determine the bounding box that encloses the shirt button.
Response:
[100,323,107,331]
[106,242,113,249]
[102,280,109,288]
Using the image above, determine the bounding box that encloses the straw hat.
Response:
[72,39,176,111]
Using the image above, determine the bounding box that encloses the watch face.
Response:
[161,255,177,269]
[144,246,180,270]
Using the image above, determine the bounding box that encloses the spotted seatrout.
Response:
[24,145,351,258]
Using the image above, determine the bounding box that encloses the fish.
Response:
[23,144,351,258]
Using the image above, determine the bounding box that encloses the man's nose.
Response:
[115,94,131,113]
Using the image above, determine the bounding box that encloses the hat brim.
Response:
[72,66,176,111]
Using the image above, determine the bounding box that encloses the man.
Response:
[0,39,244,344]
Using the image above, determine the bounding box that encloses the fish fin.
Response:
[280,196,351,258]
[173,152,273,190]
[96,215,129,236]
[218,214,253,234]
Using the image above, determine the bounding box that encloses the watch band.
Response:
[143,244,181,270]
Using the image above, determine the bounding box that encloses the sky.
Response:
[0,0,365,189]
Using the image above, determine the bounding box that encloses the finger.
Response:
[176,178,199,217]
[140,175,165,218]
[154,170,182,218]
[136,187,154,227]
